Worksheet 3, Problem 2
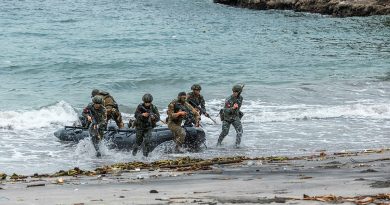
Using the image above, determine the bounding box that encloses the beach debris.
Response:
[26,183,45,188]
[10,173,27,180]
[56,178,64,184]
[298,175,313,179]
[119,196,125,198]
[5,148,390,179]
[54,167,95,177]
[150,189,158,193]
[302,193,390,204]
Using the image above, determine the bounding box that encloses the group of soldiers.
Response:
[81,84,244,157]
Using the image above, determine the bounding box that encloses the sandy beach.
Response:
[0,149,389,205]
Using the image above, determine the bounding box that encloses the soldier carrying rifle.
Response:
[132,93,160,157]
[82,96,107,157]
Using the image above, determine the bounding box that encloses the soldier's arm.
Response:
[186,102,200,123]
[237,96,243,110]
[224,99,234,114]
[134,105,143,120]
[167,103,177,119]
[200,96,207,115]
[82,105,92,121]
[153,106,161,122]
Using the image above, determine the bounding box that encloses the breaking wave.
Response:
[0,101,79,130]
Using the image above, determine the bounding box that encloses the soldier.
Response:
[132,93,160,157]
[217,84,244,148]
[91,89,124,129]
[167,92,200,151]
[82,96,107,157]
[187,84,209,117]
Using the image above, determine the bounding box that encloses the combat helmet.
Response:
[232,84,242,92]
[91,89,100,97]
[92,96,103,104]
[142,93,153,103]
[191,84,202,91]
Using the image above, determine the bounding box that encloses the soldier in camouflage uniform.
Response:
[217,85,244,148]
[132,93,160,157]
[82,96,107,157]
[91,89,124,128]
[167,92,200,151]
[187,84,210,118]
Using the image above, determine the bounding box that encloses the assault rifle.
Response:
[138,104,165,125]
[187,99,217,124]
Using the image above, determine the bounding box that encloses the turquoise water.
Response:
[0,0,389,174]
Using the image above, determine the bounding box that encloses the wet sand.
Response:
[0,149,389,205]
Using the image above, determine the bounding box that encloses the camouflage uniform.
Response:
[133,103,160,157]
[94,91,124,128]
[187,92,207,116]
[167,98,200,147]
[217,93,243,147]
[82,102,107,154]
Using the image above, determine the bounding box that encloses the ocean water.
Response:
[0,0,389,175]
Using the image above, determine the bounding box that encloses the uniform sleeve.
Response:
[153,105,161,122]
[237,96,243,110]
[224,98,234,114]
[167,102,177,119]
[82,105,91,117]
[186,102,200,123]
[200,96,206,113]
[134,104,142,120]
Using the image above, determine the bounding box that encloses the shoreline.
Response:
[214,0,390,17]
[1,148,389,204]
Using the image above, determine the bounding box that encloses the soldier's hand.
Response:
[205,112,210,117]
[179,111,187,116]
[142,112,150,117]
[195,122,200,127]
[87,116,92,122]
[233,103,238,109]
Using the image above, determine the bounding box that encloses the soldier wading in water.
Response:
[217,84,244,148]
[132,93,160,157]
[167,92,200,152]
[82,96,107,157]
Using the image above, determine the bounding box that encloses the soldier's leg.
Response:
[89,125,101,157]
[217,121,231,145]
[133,129,144,156]
[142,129,153,157]
[232,119,243,147]
[168,123,186,149]
[113,109,124,128]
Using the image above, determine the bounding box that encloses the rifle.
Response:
[237,84,245,97]
[234,84,245,119]
[188,99,217,124]
[138,104,165,125]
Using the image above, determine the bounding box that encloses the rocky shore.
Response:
[214,0,390,17]
[0,149,389,204]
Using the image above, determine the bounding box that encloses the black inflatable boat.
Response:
[54,125,206,152]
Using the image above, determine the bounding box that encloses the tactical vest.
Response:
[96,91,117,108]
